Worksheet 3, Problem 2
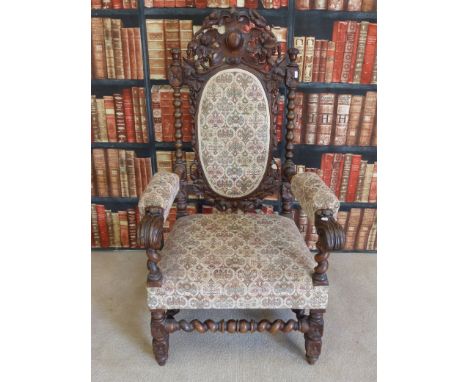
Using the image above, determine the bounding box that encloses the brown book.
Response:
[271,27,287,58]
[95,98,108,142]
[366,213,377,250]
[118,211,129,248]
[293,92,304,144]
[164,19,180,76]
[316,93,336,145]
[118,150,129,197]
[91,204,101,247]
[160,86,175,142]
[179,20,193,58]
[92,149,109,197]
[156,151,174,173]
[360,163,374,202]
[294,36,306,82]
[126,28,137,79]
[125,151,137,198]
[106,149,121,197]
[368,162,377,203]
[103,96,117,142]
[121,28,131,79]
[296,0,310,9]
[92,0,103,9]
[134,156,143,197]
[333,94,352,145]
[134,28,144,79]
[358,91,377,146]
[112,212,121,248]
[337,210,349,230]
[355,208,376,250]
[329,153,344,197]
[144,157,153,191]
[138,87,148,143]
[327,0,344,10]
[344,208,362,250]
[341,21,358,83]
[91,95,100,142]
[131,87,143,143]
[324,41,336,83]
[347,0,362,11]
[304,93,319,144]
[371,115,377,146]
[111,19,125,79]
[345,95,364,145]
[146,19,166,80]
[127,208,138,248]
[311,40,322,82]
[103,18,115,79]
[318,40,328,82]
[138,158,147,194]
[361,0,376,12]
[351,21,369,84]
[302,37,315,83]
[151,85,163,142]
[105,210,114,248]
[338,153,353,201]
[113,93,127,142]
[91,18,107,79]
[354,159,368,201]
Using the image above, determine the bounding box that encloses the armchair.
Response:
[137,8,345,366]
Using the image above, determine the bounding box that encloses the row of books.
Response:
[296,0,376,11]
[91,88,148,143]
[92,0,138,9]
[338,207,376,250]
[91,18,144,79]
[294,21,377,84]
[293,91,376,146]
[143,0,287,7]
[320,153,376,203]
[91,149,153,198]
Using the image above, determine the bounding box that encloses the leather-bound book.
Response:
[304,93,319,144]
[296,0,309,10]
[102,0,111,9]
[371,55,377,84]
[146,19,166,80]
[121,28,131,79]
[358,91,377,146]
[271,27,287,58]
[338,153,353,201]
[236,0,245,7]
[341,21,358,83]
[139,158,148,194]
[360,162,374,202]
[351,21,369,84]
[175,0,186,6]
[347,23,360,82]
[329,153,344,197]
[337,210,349,230]
[112,0,123,8]
[327,0,344,10]
[294,36,306,82]
[103,96,117,142]
[134,156,142,197]
[106,149,121,197]
[368,162,377,203]
[165,0,176,7]
[293,92,304,144]
[311,40,322,82]
[118,211,129,248]
[346,95,364,145]
[219,0,230,8]
[138,87,148,143]
[361,23,377,84]
[127,208,138,248]
[316,93,336,145]
[111,19,125,79]
[112,212,121,248]
[96,98,108,142]
[91,95,100,142]
[164,20,180,76]
[195,0,208,8]
[144,157,153,190]
[127,28,137,79]
[276,94,285,142]
[245,0,258,8]
[91,204,100,247]
[371,116,377,146]
[92,0,103,9]
[318,40,328,82]
[344,208,362,250]
[314,0,327,9]
[355,208,376,250]
[105,210,114,248]
[207,0,217,6]
[134,28,144,79]
[156,151,174,173]
[302,37,315,83]
[361,0,376,11]
[332,21,348,83]
[160,86,175,142]
[354,159,368,201]
[113,93,127,142]
[151,85,163,142]
[91,18,107,79]
[125,150,137,197]
[179,20,193,58]
[181,87,193,142]
[298,208,308,241]
[320,153,334,187]
[123,0,133,8]
[103,18,115,79]
[345,154,362,202]
[118,150,129,197]
[131,87,143,143]
[280,0,288,6]
[333,94,352,145]
[96,205,110,248]
[347,0,362,11]
[324,41,336,83]
[366,213,377,250]
[130,0,137,7]
[121,88,136,142]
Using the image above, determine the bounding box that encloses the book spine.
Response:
[96,205,110,248]
[371,54,377,84]
[102,0,111,9]
[138,87,148,142]
[332,94,352,145]
[127,28,137,79]
[118,211,129,248]
[345,95,364,145]
[327,0,344,10]
[294,37,306,82]
[351,21,369,84]
[91,204,101,247]
[358,91,377,146]
[103,96,117,142]
[134,156,142,197]
[112,0,123,8]
[296,0,310,10]
[345,154,362,202]
[112,212,121,248]
[96,98,108,142]
[270,26,287,58]
[131,87,143,143]
[91,95,100,142]
[151,85,163,142]
[127,208,138,248]
[347,0,362,11]
[92,0,103,9]
[120,28,131,79]
[311,39,322,82]
[276,94,285,142]
[146,19,166,80]
[361,162,374,202]
[179,20,193,59]
[338,153,352,201]
[361,23,377,84]
[145,157,153,190]
[320,153,334,186]
[113,93,127,142]
[245,0,258,8]
[344,208,362,250]
[194,0,208,8]
[105,210,114,248]
[324,41,335,83]
[329,153,344,197]
[302,37,315,83]
[316,93,336,145]
[368,162,377,203]
[314,0,327,9]
[111,19,125,79]
[293,92,304,144]
[304,93,319,144]
[106,149,121,197]
[118,150,130,197]
[361,0,375,12]
[103,18,115,79]
[123,0,133,8]
[134,28,144,80]
[331,21,348,83]
[337,210,349,230]
[130,0,137,7]
[347,22,361,83]
[164,20,180,78]
[318,39,328,82]
[366,213,377,250]
[121,88,136,142]
[161,86,175,142]
[355,208,376,250]
[340,21,358,83]
[354,159,368,201]
[91,18,107,79]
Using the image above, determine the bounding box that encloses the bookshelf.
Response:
[91,0,377,252]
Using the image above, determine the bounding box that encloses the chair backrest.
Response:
[169,9,297,212]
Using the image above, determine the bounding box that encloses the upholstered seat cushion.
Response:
[147,213,328,310]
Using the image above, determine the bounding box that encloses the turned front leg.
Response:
[151,309,169,366]
[304,311,324,365]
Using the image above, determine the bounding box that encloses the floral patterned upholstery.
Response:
[147,213,328,310]
[138,172,180,221]
[291,172,340,219]
[197,68,271,198]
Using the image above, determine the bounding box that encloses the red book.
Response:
[122,88,136,142]
[175,0,186,6]
[368,162,377,202]
[345,154,362,202]
[118,211,129,248]
[164,0,176,7]
[96,205,110,248]
[103,96,117,142]
[194,0,207,7]
[341,21,358,83]
[334,154,346,197]
[245,0,258,8]
[347,23,361,83]
[332,21,348,83]
[329,154,344,197]
[361,23,377,84]
[121,28,131,79]
[127,28,137,79]
[139,158,148,194]
[111,0,123,8]
[320,153,334,187]
[272,0,281,8]
[153,0,164,6]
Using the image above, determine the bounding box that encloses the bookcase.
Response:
[91,0,377,252]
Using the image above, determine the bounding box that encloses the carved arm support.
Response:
[291,172,345,285]
[137,172,180,286]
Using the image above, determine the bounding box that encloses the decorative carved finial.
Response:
[226,30,243,50]
[288,47,299,62]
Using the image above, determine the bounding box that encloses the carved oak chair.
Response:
[137,9,345,366]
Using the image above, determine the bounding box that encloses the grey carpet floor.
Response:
[92,251,376,382]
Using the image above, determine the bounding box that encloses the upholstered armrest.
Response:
[138,172,180,221]
[291,172,340,218]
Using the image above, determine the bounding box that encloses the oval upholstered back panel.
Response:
[197,68,271,198]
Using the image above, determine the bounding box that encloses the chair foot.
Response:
[151,309,169,366]
[304,311,324,365]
